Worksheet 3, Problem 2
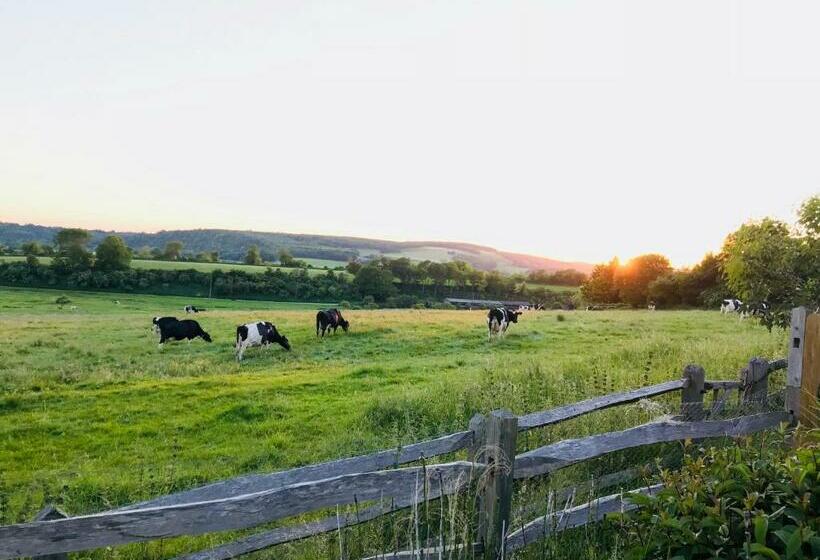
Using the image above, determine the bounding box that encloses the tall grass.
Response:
[0,287,789,558]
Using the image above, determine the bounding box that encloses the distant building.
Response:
[445,297,531,310]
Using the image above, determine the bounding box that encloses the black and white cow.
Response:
[184,305,205,314]
[487,307,521,340]
[720,299,743,314]
[235,321,290,361]
[155,318,212,346]
[741,301,770,319]
[152,316,178,336]
[316,309,349,337]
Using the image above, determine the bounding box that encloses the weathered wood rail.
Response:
[1,307,815,560]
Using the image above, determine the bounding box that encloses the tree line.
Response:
[0,228,580,308]
[581,195,819,327]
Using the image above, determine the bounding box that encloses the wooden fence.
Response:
[1,307,817,560]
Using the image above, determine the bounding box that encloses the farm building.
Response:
[444,297,531,310]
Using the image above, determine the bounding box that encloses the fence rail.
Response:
[1,307,815,560]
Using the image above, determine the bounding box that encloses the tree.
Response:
[21,241,43,256]
[353,262,397,302]
[798,195,820,237]
[245,245,263,265]
[278,249,297,267]
[96,235,131,271]
[163,241,184,261]
[346,258,363,275]
[53,228,92,270]
[616,254,672,307]
[581,258,620,303]
[722,218,800,305]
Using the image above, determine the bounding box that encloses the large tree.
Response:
[353,262,396,302]
[163,241,184,261]
[96,235,131,270]
[244,245,262,265]
[616,254,672,307]
[580,258,620,303]
[53,228,92,270]
[722,218,800,305]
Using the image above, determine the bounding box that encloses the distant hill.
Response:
[0,222,594,274]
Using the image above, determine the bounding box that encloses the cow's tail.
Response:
[316,313,321,337]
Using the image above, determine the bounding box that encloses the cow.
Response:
[152,316,178,336]
[720,299,743,314]
[647,302,656,311]
[235,321,291,361]
[155,318,212,346]
[184,305,205,314]
[741,301,770,319]
[316,309,349,337]
[487,307,521,341]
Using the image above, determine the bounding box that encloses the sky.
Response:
[1,1,818,267]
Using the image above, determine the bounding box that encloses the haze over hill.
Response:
[0,222,594,274]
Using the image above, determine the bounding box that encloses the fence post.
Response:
[742,357,769,411]
[680,365,705,420]
[786,307,807,425]
[33,505,68,560]
[471,409,517,560]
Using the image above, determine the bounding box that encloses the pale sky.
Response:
[1,1,818,266]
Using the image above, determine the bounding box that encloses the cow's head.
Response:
[340,318,350,332]
[200,331,213,343]
[279,335,291,351]
[508,310,522,323]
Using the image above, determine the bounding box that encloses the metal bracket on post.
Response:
[786,307,807,424]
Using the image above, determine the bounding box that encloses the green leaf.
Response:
[755,515,769,545]
[785,528,802,559]
[749,543,781,560]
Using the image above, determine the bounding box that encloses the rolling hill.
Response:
[0,222,594,274]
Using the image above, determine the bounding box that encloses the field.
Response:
[0,256,346,277]
[0,287,788,558]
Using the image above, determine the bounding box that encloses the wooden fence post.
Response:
[786,307,807,424]
[742,357,770,411]
[681,365,705,420]
[799,311,820,429]
[471,410,517,560]
[33,505,68,560]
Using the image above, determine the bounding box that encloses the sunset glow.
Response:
[2,1,819,267]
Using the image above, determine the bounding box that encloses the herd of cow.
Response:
[149,299,764,362]
[719,298,770,318]
[150,306,523,362]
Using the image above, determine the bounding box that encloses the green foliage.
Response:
[162,241,184,261]
[609,430,819,560]
[95,235,131,271]
[353,263,397,302]
[528,268,588,286]
[52,228,93,271]
[244,245,262,265]
[25,254,39,266]
[798,195,820,237]
[616,254,672,307]
[20,241,43,256]
[581,258,621,304]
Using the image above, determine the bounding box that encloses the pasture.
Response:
[0,287,788,558]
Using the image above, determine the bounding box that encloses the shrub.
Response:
[556,313,566,322]
[608,429,819,560]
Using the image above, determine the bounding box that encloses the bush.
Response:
[608,429,819,559]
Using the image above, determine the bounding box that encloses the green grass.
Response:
[0,287,789,558]
[0,256,347,277]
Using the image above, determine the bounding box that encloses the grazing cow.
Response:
[647,302,656,311]
[155,318,212,346]
[316,309,349,337]
[184,305,205,314]
[741,301,770,319]
[720,299,743,314]
[152,316,178,336]
[487,307,521,341]
[235,322,291,361]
